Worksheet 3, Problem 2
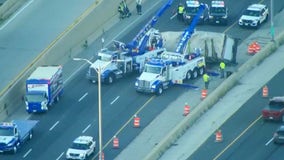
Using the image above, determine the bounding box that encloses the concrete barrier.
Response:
[143,33,284,160]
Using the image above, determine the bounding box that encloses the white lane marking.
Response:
[0,0,34,30]
[82,124,92,133]
[23,148,32,158]
[170,13,177,20]
[49,121,60,131]
[110,96,120,105]
[56,152,65,160]
[78,92,88,102]
[265,137,274,146]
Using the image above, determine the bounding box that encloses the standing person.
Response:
[177,3,185,21]
[136,0,142,15]
[219,61,226,78]
[203,72,210,90]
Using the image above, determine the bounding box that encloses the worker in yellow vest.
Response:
[177,3,185,21]
[219,61,226,78]
[203,73,210,89]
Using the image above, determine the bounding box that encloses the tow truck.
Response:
[183,0,208,25]
[208,1,228,25]
[85,0,173,84]
[135,4,206,95]
[0,120,38,153]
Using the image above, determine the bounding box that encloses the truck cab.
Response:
[208,1,228,25]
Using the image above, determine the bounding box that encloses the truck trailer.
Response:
[0,120,38,153]
[25,65,63,113]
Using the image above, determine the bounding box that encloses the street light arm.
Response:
[73,57,93,65]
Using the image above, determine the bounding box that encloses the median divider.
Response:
[143,32,283,160]
[0,0,27,21]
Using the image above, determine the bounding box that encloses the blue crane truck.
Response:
[25,65,63,113]
[135,4,207,95]
[0,120,38,153]
[85,0,173,84]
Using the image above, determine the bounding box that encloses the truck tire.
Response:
[198,67,205,76]
[13,142,20,154]
[191,69,198,79]
[29,131,33,140]
[186,71,192,80]
[107,74,115,84]
[156,85,163,95]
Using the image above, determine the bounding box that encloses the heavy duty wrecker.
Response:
[85,0,173,84]
[135,3,206,95]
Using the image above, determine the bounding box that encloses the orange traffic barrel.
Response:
[113,136,119,149]
[215,129,223,142]
[133,115,140,128]
[183,103,190,116]
[262,85,268,97]
[201,89,207,100]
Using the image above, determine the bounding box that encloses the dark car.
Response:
[274,125,284,144]
[262,96,284,122]
[183,0,208,25]
[208,1,228,25]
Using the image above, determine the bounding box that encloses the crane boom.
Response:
[126,0,173,54]
[175,3,206,54]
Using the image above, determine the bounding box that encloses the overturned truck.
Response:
[162,31,238,64]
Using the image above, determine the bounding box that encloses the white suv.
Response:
[66,136,96,160]
[238,4,269,28]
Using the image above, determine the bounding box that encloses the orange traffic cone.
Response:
[113,136,119,149]
[215,129,223,142]
[183,103,190,116]
[133,115,140,128]
[254,42,261,52]
[262,85,268,97]
[201,89,207,100]
[247,43,255,54]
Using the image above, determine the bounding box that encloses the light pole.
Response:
[73,57,109,160]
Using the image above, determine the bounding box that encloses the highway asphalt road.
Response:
[1,0,284,160]
[0,0,94,90]
[189,68,284,160]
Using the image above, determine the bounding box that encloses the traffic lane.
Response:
[102,86,189,159]
[188,69,284,160]
[0,0,95,90]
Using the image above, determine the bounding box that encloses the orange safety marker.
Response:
[254,42,261,52]
[262,85,269,97]
[133,115,140,128]
[113,136,119,149]
[247,43,255,54]
[201,89,207,100]
[183,103,190,116]
[100,152,104,160]
[215,129,223,142]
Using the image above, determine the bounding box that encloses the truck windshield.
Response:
[144,65,162,74]
[99,55,112,62]
[71,143,89,150]
[0,128,14,136]
[244,10,260,17]
[26,94,46,102]
[210,7,226,14]
[186,7,199,14]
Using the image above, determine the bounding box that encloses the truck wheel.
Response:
[107,74,115,84]
[13,146,17,154]
[191,69,198,79]
[156,85,163,95]
[29,131,33,140]
[186,71,192,80]
[198,67,205,76]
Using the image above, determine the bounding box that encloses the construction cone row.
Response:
[247,41,261,55]
[113,136,119,149]
[215,129,223,142]
[133,115,140,128]
[262,85,268,97]
[183,103,190,116]
[201,89,207,100]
